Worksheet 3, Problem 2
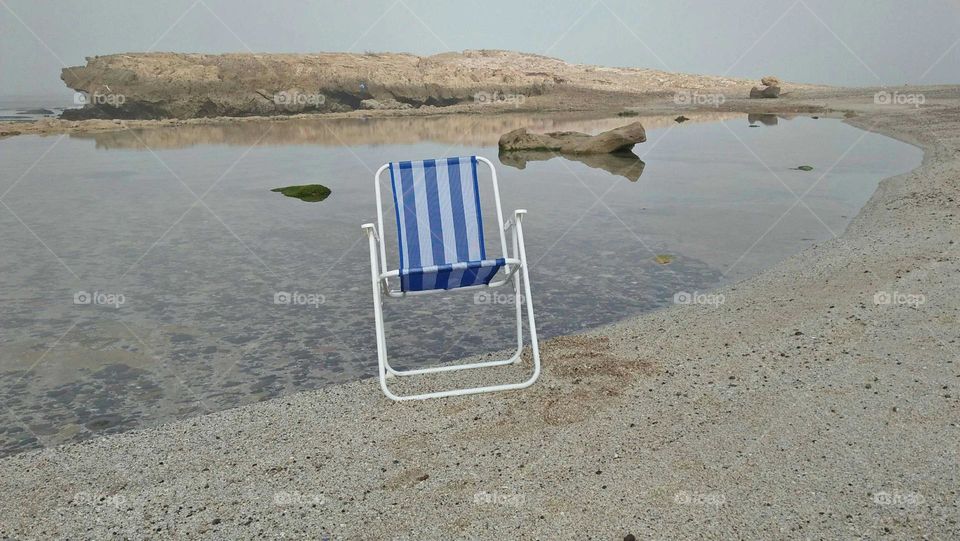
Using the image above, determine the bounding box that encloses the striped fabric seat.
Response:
[389,156,505,292]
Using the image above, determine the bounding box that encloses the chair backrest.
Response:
[387,156,488,272]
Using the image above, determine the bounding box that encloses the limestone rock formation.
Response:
[58,50,762,119]
[498,121,646,154]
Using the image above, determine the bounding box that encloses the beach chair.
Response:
[362,156,541,400]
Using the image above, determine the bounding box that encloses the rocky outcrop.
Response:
[59,50,760,119]
[498,121,646,154]
[750,76,782,99]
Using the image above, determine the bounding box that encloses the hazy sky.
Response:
[1,0,958,98]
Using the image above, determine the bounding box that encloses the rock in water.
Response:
[271,184,332,202]
[498,122,646,154]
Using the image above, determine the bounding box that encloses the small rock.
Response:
[674,115,690,123]
[749,85,781,99]
[761,85,781,98]
[271,184,332,202]
[761,75,781,87]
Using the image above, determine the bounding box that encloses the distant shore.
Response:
[1,86,958,539]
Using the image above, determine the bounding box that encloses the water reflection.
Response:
[0,112,924,456]
[73,111,742,150]
[748,113,780,126]
[499,150,645,181]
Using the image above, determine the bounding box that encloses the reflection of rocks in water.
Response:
[748,113,779,126]
[74,111,744,150]
[499,150,645,181]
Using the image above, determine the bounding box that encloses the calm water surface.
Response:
[0,112,922,455]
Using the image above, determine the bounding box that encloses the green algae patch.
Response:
[271,184,331,202]
[654,254,674,265]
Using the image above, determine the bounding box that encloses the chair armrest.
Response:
[503,209,528,231]
[361,223,380,242]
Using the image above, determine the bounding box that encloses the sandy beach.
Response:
[0,85,956,539]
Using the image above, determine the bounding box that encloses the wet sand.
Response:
[0,86,958,539]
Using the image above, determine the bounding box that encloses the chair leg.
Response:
[371,219,540,401]
[382,269,525,378]
[375,265,539,401]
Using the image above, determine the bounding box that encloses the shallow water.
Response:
[0,112,922,455]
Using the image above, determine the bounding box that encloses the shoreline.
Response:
[1,87,958,538]
[0,85,921,140]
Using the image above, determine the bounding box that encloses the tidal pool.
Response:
[0,112,922,455]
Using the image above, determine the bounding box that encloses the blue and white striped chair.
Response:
[362,155,541,400]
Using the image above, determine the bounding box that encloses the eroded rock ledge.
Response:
[498,122,647,154]
[60,50,756,120]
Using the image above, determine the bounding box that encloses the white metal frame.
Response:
[361,156,541,400]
